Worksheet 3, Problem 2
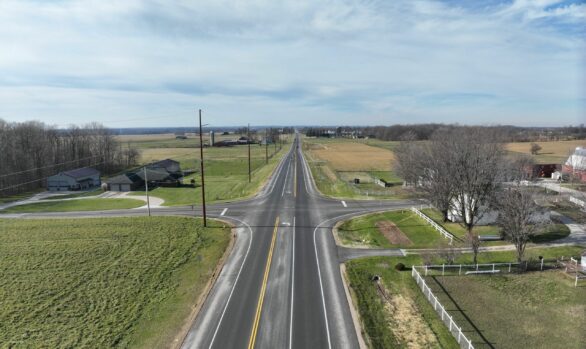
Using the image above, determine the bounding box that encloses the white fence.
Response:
[411,207,454,244]
[411,266,474,349]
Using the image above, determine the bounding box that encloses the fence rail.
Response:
[411,207,455,244]
[411,266,474,349]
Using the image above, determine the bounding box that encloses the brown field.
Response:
[308,142,395,171]
[375,221,412,245]
[506,140,585,164]
[115,132,237,143]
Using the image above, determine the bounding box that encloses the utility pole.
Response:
[199,109,207,227]
[247,123,251,183]
[265,128,268,164]
[144,166,151,217]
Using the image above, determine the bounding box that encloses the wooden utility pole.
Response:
[199,109,207,227]
[247,124,251,183]
[144,166,151,217]
[265,128,268,164]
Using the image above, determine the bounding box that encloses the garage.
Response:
[106,174,142,192]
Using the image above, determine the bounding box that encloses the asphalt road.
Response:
[4,134,424,348]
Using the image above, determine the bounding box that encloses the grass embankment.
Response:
[303,137,411,200]
[0,217,231,348]
[1,198,144,213]
[345,246,584,349]
[337,210,447,248]
[346,256,459,349]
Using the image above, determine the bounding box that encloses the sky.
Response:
[0,0,584,128]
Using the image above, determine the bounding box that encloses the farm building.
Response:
[47,168,100,191]
[106,173,144,192]
[563,147,586,182]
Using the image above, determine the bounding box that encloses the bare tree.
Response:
[530,143,542,155]
[435,240,461,265]
[448,127,505,264]
[496,186,545,263]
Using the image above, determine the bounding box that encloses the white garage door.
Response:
[110,184,120,191]
[121,184,131,192]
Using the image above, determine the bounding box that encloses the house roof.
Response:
[150,159,179,168]
[107,173,141,184]
[62,167,100,179]
[136,168,173,181]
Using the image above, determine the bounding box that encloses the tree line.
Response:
[305,124,586,141]
[0,119,138,196]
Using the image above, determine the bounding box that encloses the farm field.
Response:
[336,210,448,248]
[302,137,411,200]
[0,217,231,348]
[426,271,586,348]
[505,140,585,164]
[122,133,288,205]
[0,198,144,213]
[345,246,585,349]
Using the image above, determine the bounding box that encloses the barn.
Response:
[47,168,101,191]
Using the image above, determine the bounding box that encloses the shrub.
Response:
[395,263,405,271]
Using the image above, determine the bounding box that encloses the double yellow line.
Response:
[248,216,280,349]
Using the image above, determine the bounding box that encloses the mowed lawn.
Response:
[506,140,585,164]
[0,217,231,348]
[337,210,447,248]
[426,272,586,349]
[1,198,144,213]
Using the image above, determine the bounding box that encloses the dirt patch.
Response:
[376,220,412,246]
[382,286,438,348]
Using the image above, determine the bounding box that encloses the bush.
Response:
[395,262,405,271]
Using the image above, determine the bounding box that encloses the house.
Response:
[106,173,144,192]
[106,159,183,192]
[148,159,182,179]
[47,168,101,191]
[563,147,586,182]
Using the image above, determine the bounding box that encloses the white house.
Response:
[47,168,101,191]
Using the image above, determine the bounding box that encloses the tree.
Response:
[447,127,505,264]
[530,143,542,155]
[496,186,545,263]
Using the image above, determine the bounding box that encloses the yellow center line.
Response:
[248,216,280,349]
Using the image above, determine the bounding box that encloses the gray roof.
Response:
[136,168,173,181]
[62,167,100,179]
[106,173,141,184]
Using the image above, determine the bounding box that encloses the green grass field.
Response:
[0,217,231,348]
[122,136,288,206]
[345,246,584,349]
[1,198,144,213]
[426,272,586,348]
[337,210,447,248]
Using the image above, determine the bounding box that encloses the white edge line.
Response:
[313,223,333,349]
[341,201,347,208]
[289,216,296,349]
[220,208,228,216]
[208,217,254,349]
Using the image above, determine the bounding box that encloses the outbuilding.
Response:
[47,168,101,191]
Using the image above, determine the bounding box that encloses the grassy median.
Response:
[0,217,231,348]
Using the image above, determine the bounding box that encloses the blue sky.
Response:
[0,0,584,127]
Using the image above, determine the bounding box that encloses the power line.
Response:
[0,155,103,179]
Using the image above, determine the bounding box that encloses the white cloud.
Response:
[0,0,583,127]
